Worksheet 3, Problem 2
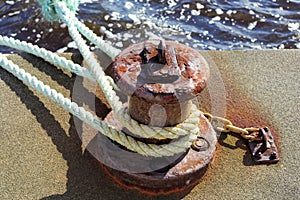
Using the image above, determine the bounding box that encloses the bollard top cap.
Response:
[112,39,209,103]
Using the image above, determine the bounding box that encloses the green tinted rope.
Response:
[0,53,197,157]
[0,0,201,156]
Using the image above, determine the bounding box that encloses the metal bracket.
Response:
[248,127,279,164]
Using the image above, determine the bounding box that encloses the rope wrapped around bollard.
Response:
[0,0,204,157]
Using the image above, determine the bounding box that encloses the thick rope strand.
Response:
[116,105,200,140]
[0,0,201,155]
[0,53,197,157]
[55,2,123,110]
[55,2,200,140]
[37,0,120,58]
[0,30,195,140]
[0,35,119,90]
[74,17,121,58]
[0,35,94,80]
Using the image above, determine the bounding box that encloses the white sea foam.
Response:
[125,2,134,10]
[288,22,300,31]
[196,3,204,9]
[248,21,257,30]
[80,0,95,3]
[56,47,68,53]
[215,8,224,15]
[191,10,200,16]
[67,41,78,49]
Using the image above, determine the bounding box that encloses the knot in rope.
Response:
[37,0,79,22]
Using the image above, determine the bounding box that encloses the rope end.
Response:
[37,0,79,22]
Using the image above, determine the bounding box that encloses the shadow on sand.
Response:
[0,53,186,200]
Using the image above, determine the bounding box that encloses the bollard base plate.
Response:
[95,111,217,195]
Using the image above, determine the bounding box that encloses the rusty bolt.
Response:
[191,137,209,151]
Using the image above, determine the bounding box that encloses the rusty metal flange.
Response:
[90,110,218,195]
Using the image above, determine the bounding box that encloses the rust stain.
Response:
[100,162,204,197]
[225,87,281,160]
[93,49,281,196]
[97,113,216,196]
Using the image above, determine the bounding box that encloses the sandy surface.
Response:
[0,50,299,199]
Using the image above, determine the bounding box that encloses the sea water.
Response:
[0,0,300,53]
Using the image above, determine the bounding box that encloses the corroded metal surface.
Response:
[248,127,279,164]
[98,111,217,195]
[100,40,216,194]
[112,39,210,126]
[112,40,210,97]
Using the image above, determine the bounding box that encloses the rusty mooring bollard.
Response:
[99,39,217,195]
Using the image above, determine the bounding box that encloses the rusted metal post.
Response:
[112,39,209,127]
[99,39,217,195]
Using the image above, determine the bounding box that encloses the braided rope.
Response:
[37,0,79,22]
[0,31,199,140]
[0,35,93,80]
[0,53,197,157]
[73,17,121,58]
[0,1,202,156]
[55,2,200,140]
[0,30,197,140]
[55,2,123,110]
[116,106,200,140]
[0,35,119,90]
[37,0,120,58]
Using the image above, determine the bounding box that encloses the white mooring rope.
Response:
[0,0,202,157]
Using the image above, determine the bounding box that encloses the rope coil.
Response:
[0,0,201,157]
